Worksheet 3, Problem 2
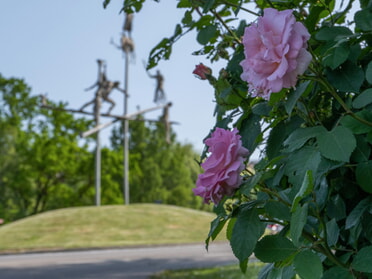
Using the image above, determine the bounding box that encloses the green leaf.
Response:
[366,61,372,84]
[316,126,356,162]
[290,203,308,247]
[197,25,218,45]
[254,235,297,263]
[283,126,325,153]
[226,217,236,241]
[326,218,340,247]
[268,267,284,279]
[326,61,364,92]
[355,9,372,31]
[351,135,371,163]
[305,6,326,32]
[356,161,372,193]
[102,0,111,8]
[240,172,262,196]
[267,266,296,279]
[238,113,261,155]
[368,130,372,144]
[239,258,249,274]
[202,0,216,12]
[315,26,353,41]
[323,43,350,70]
[147,38,172,69]
[326,194,346,221]
[122,0,145,13]
[341,111,372,134]
[266,117,303,160]
[252,102,272,116]
[326,218,339,247]
[230,208,264,262]
[345,197,371,229]
[269,89,286,104]
[292,170,313,212]
[294,250,323,279]
[284,146,321,187]
[265,201,291,221]
[258,263,275,279]
[353,88,372,109]
[352,246,372,272]
[285,81,312,115]
[205,216,227,249]
[177,0,192,8]
[322,266,354,279]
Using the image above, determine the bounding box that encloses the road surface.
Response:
[0,243,238,279]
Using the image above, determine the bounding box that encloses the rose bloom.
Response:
[193,127,249,204]
[193,63,212,80]
[240,8,312,99]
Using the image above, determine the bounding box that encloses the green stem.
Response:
[303,231,348,268]
[211,10,241,44]
[264,0,275,8]
[321,80,372,127]
[221,0,260,16]
[305,72,372,128]
[260,187,291,207]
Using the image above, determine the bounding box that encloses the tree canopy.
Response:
[0,74,204,221]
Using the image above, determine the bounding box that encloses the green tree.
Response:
[110,115,202,207]
[0,75,94,221]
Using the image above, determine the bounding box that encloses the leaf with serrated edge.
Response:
[283,126,325,153]
[290,203,308,247]
[230,208,263,262]
[292,170,313,212]
[254,235,297,263]
[294,250,323,279]
[353,88,372,109]
[345,197,371,229]
[352,246,372,273]
[316,126,356,162]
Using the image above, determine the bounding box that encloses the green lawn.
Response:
[0,204,224,253]
[151,263,264,279]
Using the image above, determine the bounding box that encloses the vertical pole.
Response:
[95,99,101,206]
[123,49,130,205]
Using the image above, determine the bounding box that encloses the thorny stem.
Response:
[264,0,275,8]
[260,187,291,207]
[211,9,242,44]
[315,204,347,268]
[302,231,348,268]
[306,67,372,127]
[221,0,260,16]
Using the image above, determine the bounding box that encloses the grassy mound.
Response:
[0,204,222,253]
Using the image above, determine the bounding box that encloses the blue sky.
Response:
[0,1,230,152]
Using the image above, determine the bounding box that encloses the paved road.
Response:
[0,243,237,279]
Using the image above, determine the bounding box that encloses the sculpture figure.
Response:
[80,60,126,115]
[161,103,172,144]
[123,13,133,38]
[147,69,166,104]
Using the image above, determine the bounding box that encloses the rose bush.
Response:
[108,0,372,278]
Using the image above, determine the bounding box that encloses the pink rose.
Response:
[240,8,312,99]
[193,63,212,80]
[193,127,249,204]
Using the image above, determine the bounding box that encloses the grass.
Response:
[150,263,264,279]
[0,204,224,253]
